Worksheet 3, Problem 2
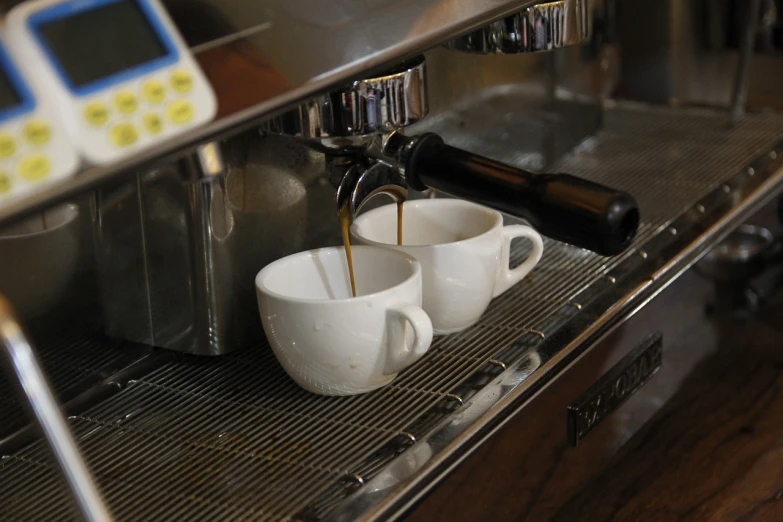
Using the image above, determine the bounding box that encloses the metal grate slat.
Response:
[0,330,150,440]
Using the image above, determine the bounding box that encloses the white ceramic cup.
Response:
[352,199,544,335]
[256,246,433,395]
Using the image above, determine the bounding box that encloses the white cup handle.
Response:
[493,225,544,298]
[386,304,434,374]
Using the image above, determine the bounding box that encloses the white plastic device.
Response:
[5,0,217,165]
[0,35,79,205]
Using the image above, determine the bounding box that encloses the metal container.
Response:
[91,132,331,355]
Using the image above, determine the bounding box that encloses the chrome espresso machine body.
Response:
[2,0,783,521]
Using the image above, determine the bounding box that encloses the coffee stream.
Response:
[397,201,404,247]
[340,201,405,298]
[339,202,358,298]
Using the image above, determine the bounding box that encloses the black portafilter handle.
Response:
[404,133,640,256]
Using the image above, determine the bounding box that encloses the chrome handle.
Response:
[445,0,591,54]
[0,294,113,522]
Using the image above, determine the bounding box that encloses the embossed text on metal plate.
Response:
[567,332,663,446]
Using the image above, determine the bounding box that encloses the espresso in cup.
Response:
[352,199,544,334]
[256,246,433,395]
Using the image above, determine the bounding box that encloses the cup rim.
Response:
[255,245,422,304]
[0,203,80,240]
[351,198,502,249]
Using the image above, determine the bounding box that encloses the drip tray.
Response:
[0,315,153,444]
[3,104,783,521]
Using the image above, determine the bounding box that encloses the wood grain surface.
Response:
[405,266,783,522]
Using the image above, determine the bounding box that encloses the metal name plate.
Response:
[567,332,663,446]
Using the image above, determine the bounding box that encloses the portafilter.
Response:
[264,55,639,256]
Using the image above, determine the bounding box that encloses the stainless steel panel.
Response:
[92,132,328,354]
[3,104,783,521]
[0,295,112,522]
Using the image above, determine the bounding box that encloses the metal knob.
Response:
[445,0,591,54]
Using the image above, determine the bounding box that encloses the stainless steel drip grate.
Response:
[0,326,150,440]
[2,104,783,521]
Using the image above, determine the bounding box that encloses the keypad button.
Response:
[24,120,51,145]
[84,102,109,126]
[142,112,163,135]
[142,80,166,103]
[165,101,194,124]
[18,155,51,181]
[109,123,138,147]
[114,91,138,114]
[170,70,193,93]
[0,134,16,157]
[0,172,11,193]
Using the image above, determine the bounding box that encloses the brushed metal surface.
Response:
[3,104,783,521]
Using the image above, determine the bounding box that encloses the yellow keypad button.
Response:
[23,120,51,145]
[114,91,138,114]
[0,134,16,157]
[18,155,51,181]
[109,123,138,147]
[165,100,194,125]
[0,173,11,194]
[143,112,163,135]
[84,102,109,126]
[169,70,193,93]
[142,80,166,103]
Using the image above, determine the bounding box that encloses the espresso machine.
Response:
[2,0,783,521]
